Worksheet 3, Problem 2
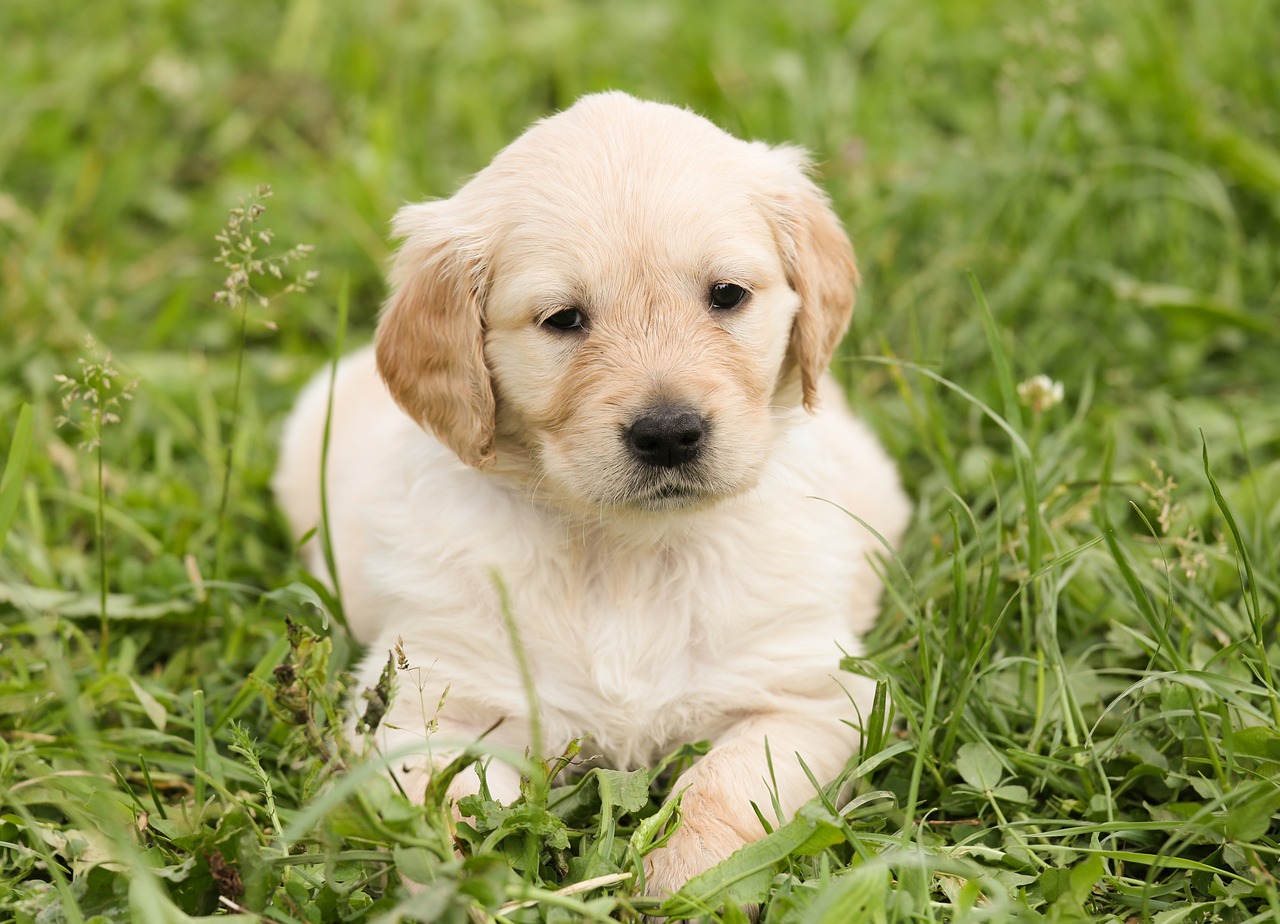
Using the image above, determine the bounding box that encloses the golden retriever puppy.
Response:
[274,92,910,900]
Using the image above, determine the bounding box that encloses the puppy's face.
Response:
[482,176,799,511]
[377,94,857,514]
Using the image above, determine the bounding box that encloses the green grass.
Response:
[2,0,1279,920]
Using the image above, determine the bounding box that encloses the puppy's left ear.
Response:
[768,149,859,411]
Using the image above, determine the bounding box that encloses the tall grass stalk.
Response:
[209,286,250,613]
[205,186,316,630]
[54,338,134,669]
[317,276,350,631]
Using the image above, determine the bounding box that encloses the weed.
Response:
[53,336,136,667]
[208,186,317,622]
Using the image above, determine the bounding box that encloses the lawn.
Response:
[2,0,1278,921]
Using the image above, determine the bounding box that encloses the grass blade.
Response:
[193,689,207,815]
[317,275,349,632]
[0,403,33,550]
[1201,434,1279,724]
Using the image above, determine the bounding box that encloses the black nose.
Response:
[626,407,707,468]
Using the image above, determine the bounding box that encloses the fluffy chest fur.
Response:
[358,414,873,769]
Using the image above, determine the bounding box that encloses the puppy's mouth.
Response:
[629,477,716,511]
[648,483,698,502]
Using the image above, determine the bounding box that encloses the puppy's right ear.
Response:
[375,203,496,467]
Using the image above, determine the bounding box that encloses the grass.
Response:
[2,0,1278,920]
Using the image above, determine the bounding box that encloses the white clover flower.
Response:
[142,55,202,103]
[1016,374,1065,413]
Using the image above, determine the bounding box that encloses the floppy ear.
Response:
[771,154,859,411]
[375,203,496,467]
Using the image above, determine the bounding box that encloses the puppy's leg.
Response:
[643,706,861,901]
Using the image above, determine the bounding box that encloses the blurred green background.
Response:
[7,0,1277,373]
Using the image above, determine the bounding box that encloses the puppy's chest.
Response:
[531,582,738,763]
[517,533,846,764]
[531,547,723,669]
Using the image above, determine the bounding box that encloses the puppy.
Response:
[274,92,910,901]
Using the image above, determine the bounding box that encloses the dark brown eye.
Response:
[543,307,585,331]
[709,283,748,310]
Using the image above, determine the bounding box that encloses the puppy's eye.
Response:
[542,307,585,331]
[709,283,748,311]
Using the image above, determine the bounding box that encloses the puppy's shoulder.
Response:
[774,375,912,551]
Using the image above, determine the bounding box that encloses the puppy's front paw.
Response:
[642,806,748,903]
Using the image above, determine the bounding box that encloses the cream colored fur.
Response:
[273,92,910,901]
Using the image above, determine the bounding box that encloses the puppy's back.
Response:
[273,346,409,640]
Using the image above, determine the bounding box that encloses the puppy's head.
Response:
[377,93,857,511]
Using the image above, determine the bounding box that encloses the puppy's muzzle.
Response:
[625,406,707,469]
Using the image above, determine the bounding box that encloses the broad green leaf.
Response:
[1038,867,1071,903]
[480,802,570,853]
[128,678,168,731]
[1225,781,1280,842]
[805,862,890,924]
[0,582,193,619]
[1229,726,1280,761]
[992,784,1030,804]
[955,742,1003,791]
[599,767,651,815]
[393,845,438,885]
[1147,802,1218,831]
[550,767,651,826]
[1068,854,1105,904]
